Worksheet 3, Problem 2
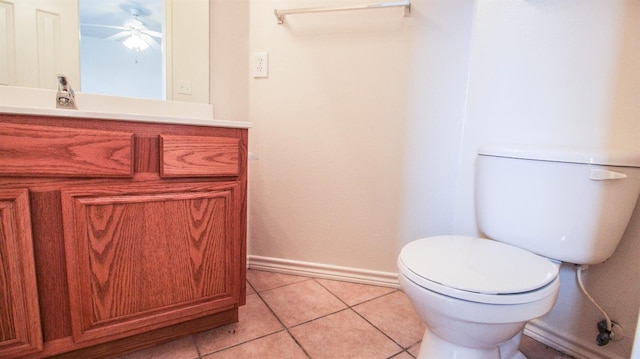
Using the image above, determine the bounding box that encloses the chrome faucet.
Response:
[56,75,77,109]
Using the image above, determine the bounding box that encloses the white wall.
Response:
[240,0,640,358]
[454,2,639,358]
[247,0,474,273]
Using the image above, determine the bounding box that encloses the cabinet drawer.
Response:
[160,135,240,177]
[0,123,133,178]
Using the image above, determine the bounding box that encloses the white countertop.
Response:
[0,86,251,129]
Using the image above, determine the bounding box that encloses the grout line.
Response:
[311,277,411,350]
[247,280,313,358]
[203,328,291,356]
[254,274,413,356]
[221,271,416,358]
[246,280,288,328]
[285,330,313,359]
[122,269,570,358]
[249,271,415,352]
[195,281,294,357]
[389,349,417,358]
[350,304,408,351]
[310,277,353,308]
[191,335,203,359]
[246,270,313,293]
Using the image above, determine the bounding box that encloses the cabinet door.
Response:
[61,182,242,344]
[0,189,42,357]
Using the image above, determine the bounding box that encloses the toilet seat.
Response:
[398,235,560,305]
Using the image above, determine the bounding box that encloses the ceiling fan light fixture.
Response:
[123,33,149,51]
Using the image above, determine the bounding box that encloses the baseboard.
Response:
[247,255,400,288]
[525,320,625,359]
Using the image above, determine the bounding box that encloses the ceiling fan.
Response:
[81,7,162,51]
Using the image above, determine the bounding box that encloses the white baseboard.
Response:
[525,320,625,359]
[247,255,400,288]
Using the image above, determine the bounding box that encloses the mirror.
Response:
[80,0,164,100]
[0,0,209,104]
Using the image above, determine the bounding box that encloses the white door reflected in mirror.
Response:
[0,0,79,90]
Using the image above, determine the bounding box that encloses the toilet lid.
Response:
[399,235,559,295]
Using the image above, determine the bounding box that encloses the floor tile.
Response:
[390,351,416,359]
[315,278,396,306]
[290,309,403,359]
[353,291,425,348]
[260,279,347,327]
[407,341,421,357]
[202,331,308,359]
[195,293,284,355]
[113,335,199,359]
[110,270,574,359]
[246,269,310,292]
[246,280,256,295]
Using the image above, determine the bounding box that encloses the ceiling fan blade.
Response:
[80,23,129,31]
[106,31,131,41]
[141,29,163,39]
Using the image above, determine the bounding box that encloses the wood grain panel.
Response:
[134,136,160,173]
[160,135,240,177]
[0,114,248,357]
[29,191,72,341]
[0,189,43,357]
[38,309,237,359]
[0,122,133,178]
[62,181,241,343]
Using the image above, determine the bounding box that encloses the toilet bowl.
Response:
[398,235,560,359]
[398,145,640,359]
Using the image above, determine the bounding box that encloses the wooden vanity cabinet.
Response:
[0,114,247,358]
[0,189,42,357]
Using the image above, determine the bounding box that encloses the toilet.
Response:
[398,145,640,359]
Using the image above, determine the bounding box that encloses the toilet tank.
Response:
[475,145,640,265]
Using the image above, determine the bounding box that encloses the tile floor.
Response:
[116,269,573,359]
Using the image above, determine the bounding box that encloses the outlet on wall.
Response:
[176,81,192,95]
[252,52,269,78]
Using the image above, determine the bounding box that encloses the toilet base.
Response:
[416,327,528,359]
[499,331,527,359]
[417,327,500,359]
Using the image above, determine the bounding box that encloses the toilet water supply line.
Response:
[576,264,613,345]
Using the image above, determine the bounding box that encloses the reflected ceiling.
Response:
[79,0,163,40]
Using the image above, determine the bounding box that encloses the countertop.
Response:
[0,86,251,129]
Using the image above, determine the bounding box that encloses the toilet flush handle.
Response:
[589,169,628,181]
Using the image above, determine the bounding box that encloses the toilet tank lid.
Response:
[478,145,640,167]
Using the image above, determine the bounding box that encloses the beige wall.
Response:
[167,0,210,103]
[210,0,249,121]
[246,0,476,274]
[209,0,640,358]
